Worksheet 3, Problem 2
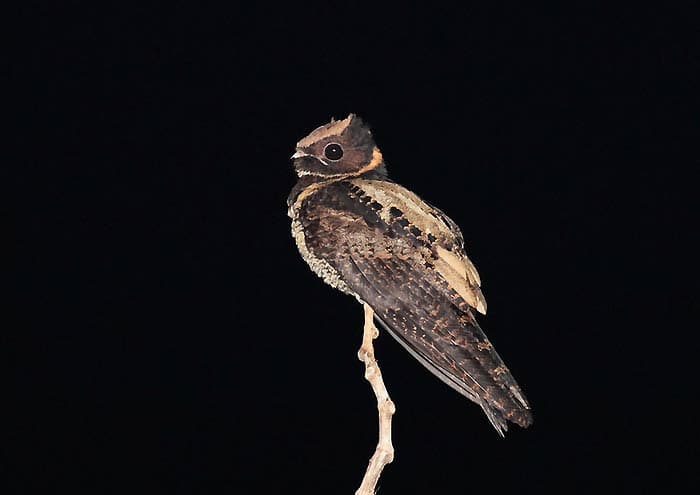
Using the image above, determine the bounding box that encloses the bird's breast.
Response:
[289,180,356,297]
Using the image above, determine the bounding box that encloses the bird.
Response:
[287,114,532,435]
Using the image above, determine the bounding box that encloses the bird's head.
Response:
[291,114,387,179]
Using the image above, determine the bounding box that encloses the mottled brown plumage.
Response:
[287,114,532,435]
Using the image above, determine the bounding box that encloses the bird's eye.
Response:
[324,143,344,161]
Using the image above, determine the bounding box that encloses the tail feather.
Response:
[339,252,532,435]
[374,307,532,436]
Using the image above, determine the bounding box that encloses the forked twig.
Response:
[355,304,396,495]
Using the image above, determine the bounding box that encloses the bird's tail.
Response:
[374,306,533,436]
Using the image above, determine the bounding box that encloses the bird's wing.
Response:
[346,179,488,314]
[298,180,532,434]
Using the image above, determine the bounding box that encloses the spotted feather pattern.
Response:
[291,179,532,434]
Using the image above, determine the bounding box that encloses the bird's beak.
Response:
[291,150,308,160]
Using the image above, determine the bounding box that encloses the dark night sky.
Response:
[9,2,697,493]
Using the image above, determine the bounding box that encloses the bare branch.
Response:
[355,304,396,495]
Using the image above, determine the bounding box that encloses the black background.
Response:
[10,2,697,493]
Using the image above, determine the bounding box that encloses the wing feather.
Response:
[344,252,532,434]
[297,179,532,433]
